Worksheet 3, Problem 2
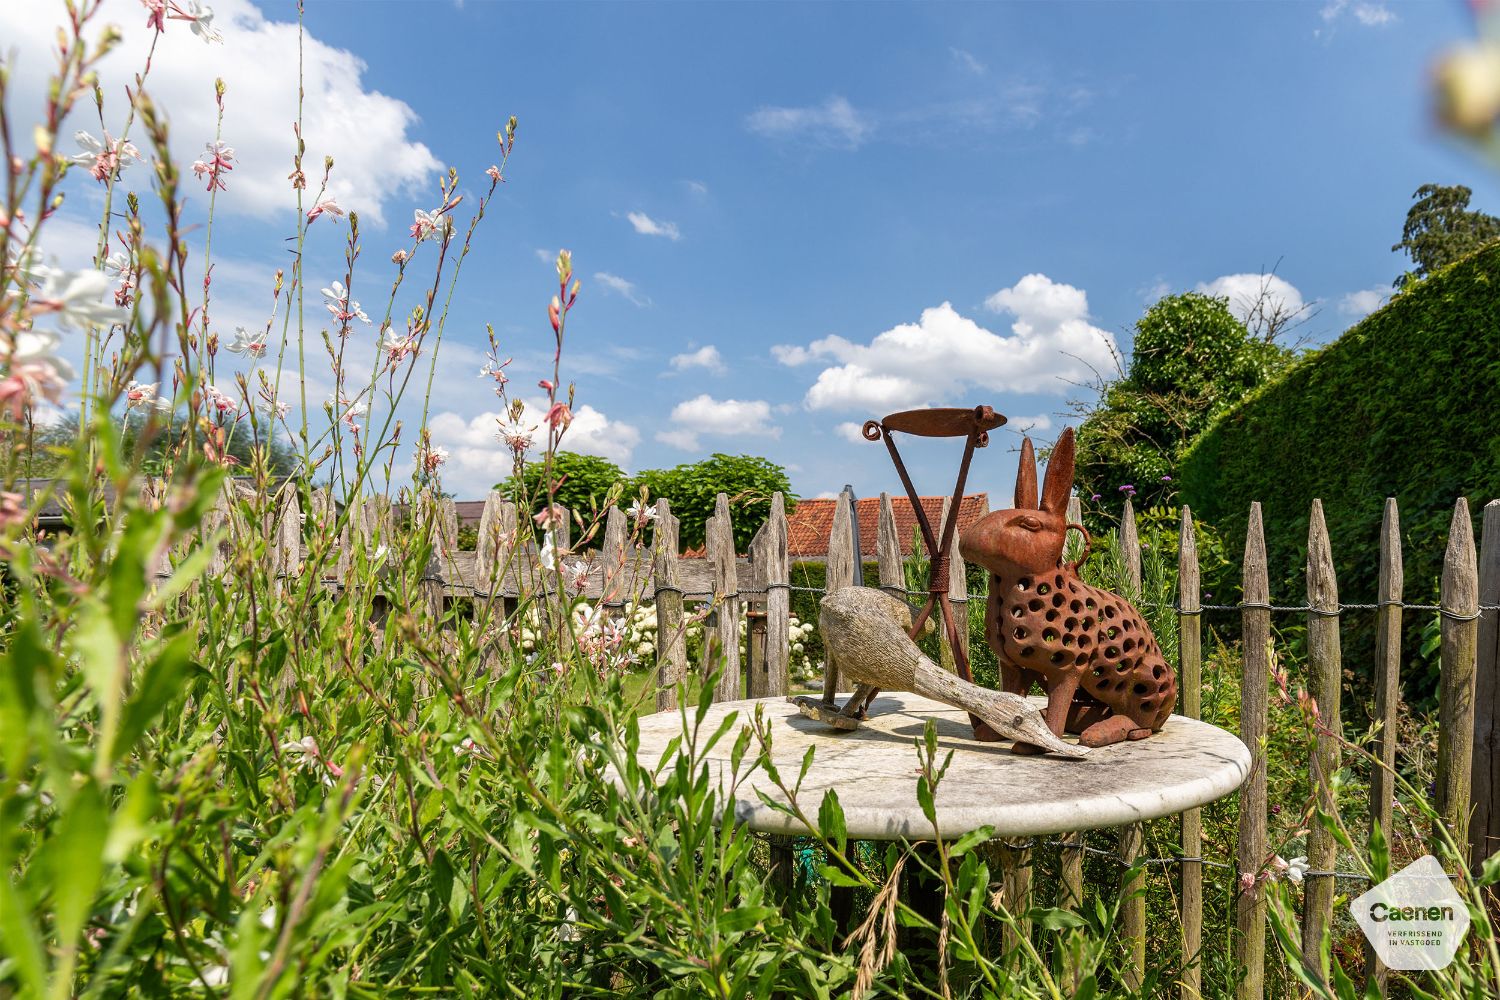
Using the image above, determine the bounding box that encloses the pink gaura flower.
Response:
[391,249,410,265]
[306,195,345,224]
[486,164,501,182]
[537,379,555,392]
[320,281,370,326]
[141,0,167,32]
[0,492,27,533]
[545,401,573,430]
[191,140,234,192]
[0,330,74,419]
[72,131,141,184]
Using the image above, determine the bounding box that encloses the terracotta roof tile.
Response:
[786,494,990,558]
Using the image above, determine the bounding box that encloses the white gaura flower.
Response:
[125,380,171,413]
[538,535,558,571]
[0,330,75,419]
[320,281,370,325]
[203,383,238,416]
[1286,856,1309,885]
[225,327,268,359]
[379,326,417,364]
[71,130,141,183]
[626,499,658,525]
[186,2,223,44]
[31,268,130,330]
[102,251,132,276]
[409,209,453,244]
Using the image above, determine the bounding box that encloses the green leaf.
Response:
[946,826,994,858]
[817,789,847,856]
[47,779,107,998]
[0,873,46,996]
[114,633,192,762]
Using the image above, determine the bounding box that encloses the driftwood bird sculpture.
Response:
[958,427,1177,752]
[792,587,1088,758]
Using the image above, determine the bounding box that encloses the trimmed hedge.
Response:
[1179,242,1500,696]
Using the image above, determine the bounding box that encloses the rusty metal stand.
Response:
[793,405,1007,740]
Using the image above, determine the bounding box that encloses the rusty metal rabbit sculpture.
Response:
[958,427,1176,751]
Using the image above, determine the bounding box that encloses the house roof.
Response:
[454,500,487,527]
[787,494,990,558]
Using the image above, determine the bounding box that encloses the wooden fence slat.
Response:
[1118,821,1145,991]
[1117,497,1145,988]
[271,486,301,597]
[1303,499,1343,964]
[876,492,904,600]
[708,494,742,702]
[1471,500,1500,870]
[1364,498,1403,996]
[995,841,1032,954]
[1237,502,1271,1000]
[600,504,628,608]
[473,491,515,666]
[758,493,789,699]
[823,488,855,700]
[936,496,961,674]
[1178,505,1204,1000]
[1436,498,1479,860]
[1060,487,1087,993]
[653,499,686,712]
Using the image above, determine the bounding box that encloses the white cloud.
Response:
[669,345,726,375]
[626,211,681,241]
[594,271,649,306]
[951,48,987,75]
[534,248,555,263]
[428,400,641,496]
[1318,0,1396,31]
[656,394,780,451]
[1338,287,1387,319]
[773,274,1116,414]
[1004,413,1054,433]
[834,421,868,444]
[1195,273,1308,326]
[1,0,442,227]
[745,95,872,149]
[685,179,709,198]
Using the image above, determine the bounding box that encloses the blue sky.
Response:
[7,0,1494,504]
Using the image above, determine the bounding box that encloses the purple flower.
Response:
[1161,474,1173,482]
[1118,484,1134,492]
[1090,493,1101,502]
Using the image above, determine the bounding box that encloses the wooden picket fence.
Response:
[37,476,1500,996]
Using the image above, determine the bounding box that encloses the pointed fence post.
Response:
[876,492,905,601]
[1471,500,1500,871]
[1117,497,1145,990]
[1365,498,1403,997]
[708,494,742,702]
[654,499,687,712]
[1436,499,1479,860]
[1237,503,1271,1000]
[271,486,302,598]
[823,488,855,700]
[474,491,517,667]
[1303,500,1343,964]
[750,493,789,698]
[1058,493,1087,995]
[600,505,628,609]
[1178,505,1204,1000]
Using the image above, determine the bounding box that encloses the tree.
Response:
[1392,183,1500,287]
[22,413,298,479]
[501,451,628,545]
[1074,292,1293,512]
[636,454,795,552]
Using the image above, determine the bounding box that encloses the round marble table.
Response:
[633,691,1251,840]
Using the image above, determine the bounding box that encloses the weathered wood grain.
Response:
[1237,502,1270,1000]
[1436,499,1478,859]
[1365,498,1403,997]
[1118,497,1145,987]
[653,499,687,713]
[1471,500,1500,872]
[1178,505,1204,1000]
[708,494,742,702]
[824,489,856,700]
[1302,500,1342,965]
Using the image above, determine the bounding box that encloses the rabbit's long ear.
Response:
[1040,427,1076,514]
[1014,437,1038,509]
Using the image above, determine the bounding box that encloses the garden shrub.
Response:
[1179,242,1500,702]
